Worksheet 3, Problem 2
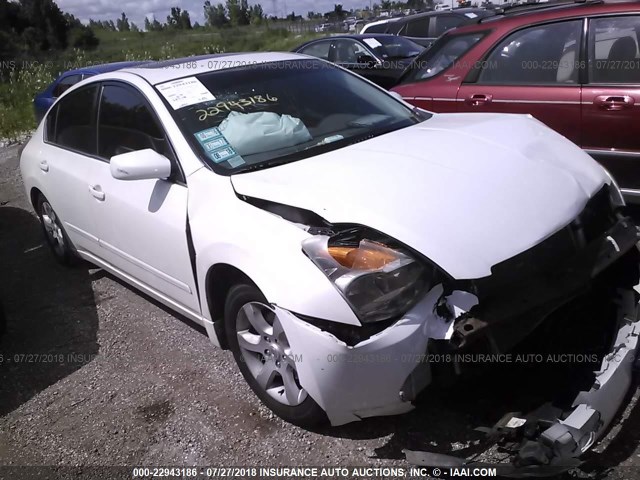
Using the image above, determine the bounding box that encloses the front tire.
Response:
[36,194,77,265]
[224,284,326,428]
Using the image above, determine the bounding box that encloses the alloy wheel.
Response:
[235,302,307,406]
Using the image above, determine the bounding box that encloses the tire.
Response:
[224,284,326,428]
[36,193,77,265]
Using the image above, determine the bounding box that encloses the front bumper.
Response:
[274,284,454,426]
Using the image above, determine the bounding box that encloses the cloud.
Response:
[56,0,370,27]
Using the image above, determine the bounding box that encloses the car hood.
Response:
[230,113,608,279]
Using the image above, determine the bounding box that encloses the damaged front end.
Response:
[405,184,640,475]
[239,183,640,473]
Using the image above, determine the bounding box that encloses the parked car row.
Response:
[360,7,493,48]
[292,0,640,202]
[293,34,424,89]
[393,0,640,200]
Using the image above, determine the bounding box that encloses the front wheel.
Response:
[224,284,326,428]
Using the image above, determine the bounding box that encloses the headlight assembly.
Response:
[302,228,433,323]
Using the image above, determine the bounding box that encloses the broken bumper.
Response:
[405,283,640,477]
[273,285,455,426]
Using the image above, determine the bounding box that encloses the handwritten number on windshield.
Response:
[196,95,278,121]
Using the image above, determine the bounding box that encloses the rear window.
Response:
[401,32,485,82]
[52,85,99,155]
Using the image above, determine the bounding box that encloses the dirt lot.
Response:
[1,143,640,480]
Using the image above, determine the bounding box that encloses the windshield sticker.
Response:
[465,12,478,18]
[196,95,279,121]
[363,38,382,49]
[227,156,246,168]
[157,77,216,110]
[194,127,244,165]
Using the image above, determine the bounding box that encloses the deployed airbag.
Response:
[219,111,312,157]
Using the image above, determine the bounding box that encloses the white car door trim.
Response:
[64,222,99,243]
[98,238,193,294]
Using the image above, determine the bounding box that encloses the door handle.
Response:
[594,95,635,111]
[39,160,49,172]
[89,185,105,201]
[466,94,493,106]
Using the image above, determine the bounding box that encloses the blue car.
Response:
[33,61,151,123]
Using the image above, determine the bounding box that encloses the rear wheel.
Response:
[36,194,77,265]
[224,284,326,427]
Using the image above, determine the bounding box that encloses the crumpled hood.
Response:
[231,113,608,279]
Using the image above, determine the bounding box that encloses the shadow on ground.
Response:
[0,206,99,416]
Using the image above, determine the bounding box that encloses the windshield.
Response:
[366,36,424,59]
[159,59,426,173]
[402,32,485,82]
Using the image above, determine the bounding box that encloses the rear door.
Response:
[41,85,101,253]
[582,14,640,195]
[457,19,583,145]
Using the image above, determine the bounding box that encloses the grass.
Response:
[0,26,323,140]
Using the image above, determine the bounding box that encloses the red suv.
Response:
[392,1,640,200]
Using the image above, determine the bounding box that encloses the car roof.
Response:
[296,33,408,44]
[452,0,639,34]
[399,7,491,19]
[120,52,307,86]
[61,60,151,76]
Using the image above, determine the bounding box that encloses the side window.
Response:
[478,20,582,85]
[52,74,82,97]
[333,39,371,64]
[299,41,332,60]
[45,104,58,142]
[405,17,430,37]
[98,84,170,160]
[365,23,388,34]
[53,85,98,155]
[589,16,640,84]
[433,15,463,37]
[406,32,484,81]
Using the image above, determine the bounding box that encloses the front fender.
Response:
[187,168,360,345]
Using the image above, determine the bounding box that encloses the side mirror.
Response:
[356,54,378,67]
[110,148,172,181]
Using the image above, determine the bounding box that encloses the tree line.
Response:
[0,0,99,62]
[1,0,438,64]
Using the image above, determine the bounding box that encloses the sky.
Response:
[55,0,373,28]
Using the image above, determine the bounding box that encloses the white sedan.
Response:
[21,52,640,466]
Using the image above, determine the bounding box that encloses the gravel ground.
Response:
[1,143,640,480]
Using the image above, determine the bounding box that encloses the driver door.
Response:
[86,82,200,315]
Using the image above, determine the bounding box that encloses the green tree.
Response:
[249,4,264,25]
[226,0,249,26]
[19,0,69,51]
[167,7,192,29]
[70,25,99,49]
[116,12,130,32]
[204,1,229,28]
